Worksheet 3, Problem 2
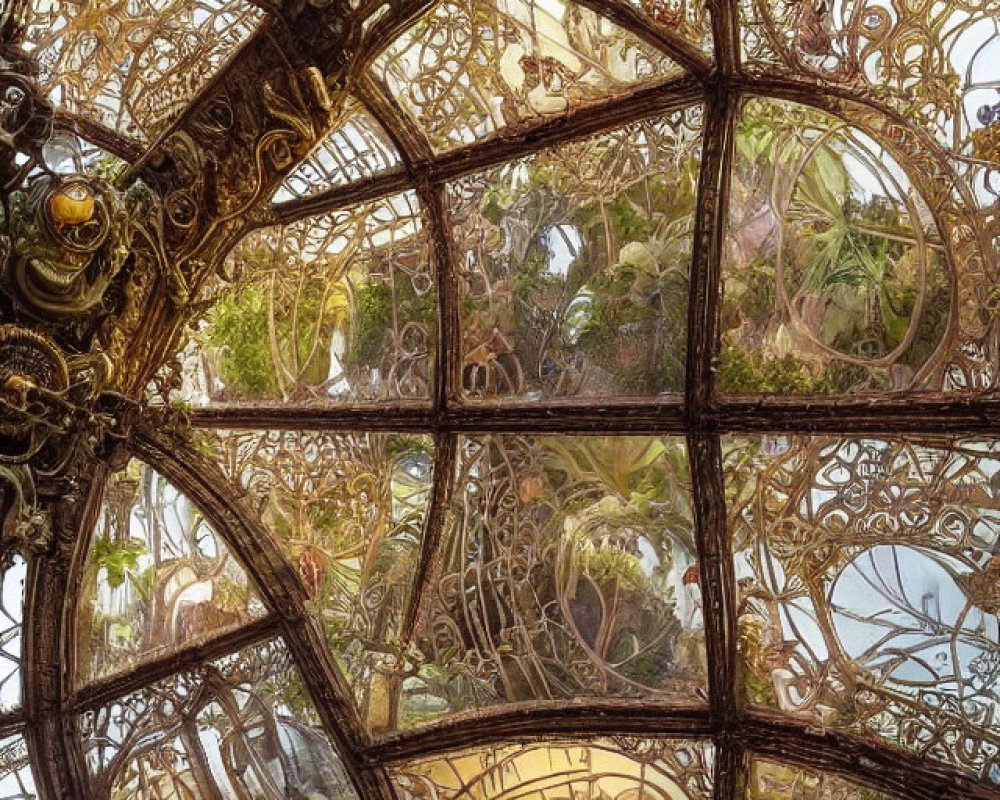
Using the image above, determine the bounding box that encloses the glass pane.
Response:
[0,734,37,799]
[0,559,26,714]
[272,101,402,203]
[24,0,264,139]
[720,97,950,395]
[750,758,898,800]
[401,435,705,729]
[81,638,358,798]
[393,738,715,799]
[453,108,701,402]
[173,192,434,406]
[726,435,1000,784]
[203,429,433,732]
[621,0,712,53]
[77,459,266,684]
[375,0,683,151]
[739,1,1000,159]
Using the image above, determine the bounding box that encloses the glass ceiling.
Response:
[0,0,999,797]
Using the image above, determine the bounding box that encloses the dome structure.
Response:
[0,0,998,797]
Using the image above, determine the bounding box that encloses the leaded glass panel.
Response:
[727,435,1000,784]
[453,108,701,401]
[204,429,433,731]
[80,638,357,798]
[375,0,684,151]
[392,738,715,799]
[77,459,265,684]
[402,435,705,728]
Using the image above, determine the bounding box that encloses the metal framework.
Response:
[1,0,1000,796]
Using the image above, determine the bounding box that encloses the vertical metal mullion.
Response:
[684,77,741,799]
[24,468,109,799]
[400,179,461,639]
[418,181,461,414]
[685,87,737,423]
[709,0,741,78]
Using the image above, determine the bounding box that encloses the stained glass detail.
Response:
[374,0,684,151]
[749,758,898,800]
[452,108,701,401]
[205,429,433,731]
[0,559,26,714]
[179,192,434,406]
[23,0,265,140]
[719,97,950,395]
[77,459,266,684]
[727,436,1000,784]
[80,637,358,798]
[399,435,705,729]
[272,101,402,204]
[0,734,36,800]
[393,738,715,799]
[739,0,1000,161]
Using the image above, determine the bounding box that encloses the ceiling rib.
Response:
[568,0,713,77]
[360,705,997,800]
[72,614,282,712]
[52,110,144,162]
[353,72,435,170]
[269,75,704,225]
[710,0,740,77]
[187,395,1000,436]
[366,704,715,764]
[684,81,740,800]
[129,427,393,799]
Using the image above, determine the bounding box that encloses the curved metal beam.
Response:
[129,424,396,800]
[270,75,704,225]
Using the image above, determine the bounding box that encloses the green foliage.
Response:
[93,536,148,590]
[577,547,649,594]
[716,339,836,394]
[208,286,279,396]
[345,282,393,371]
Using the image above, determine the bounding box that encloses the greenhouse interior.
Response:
[0,0,999,796]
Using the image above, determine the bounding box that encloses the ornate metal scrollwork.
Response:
[0,54,134,563]
[5,174,131,319]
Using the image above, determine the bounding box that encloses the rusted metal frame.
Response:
[418,182,460,411]
[53,110,145,162]
[712,397,1000,435]
[388,171,461,736]
[685,85,735,423]
[118,16,278,185]
[190,396,1000,436]
[400,433,457,643]
[709,0,740,78]
[713,735,746,800]
[72,614,281,712]
[742,710,1000,800]
[736,72,919,118]
[128,427,395,800]
[564,0,713,78]
[361,704,1000,800]
[687,435,738,729]
[24,466,109,800]
[270,75,704,225]
[0,711,21,730]
[682,82,740,796]
[363,703,714,766]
